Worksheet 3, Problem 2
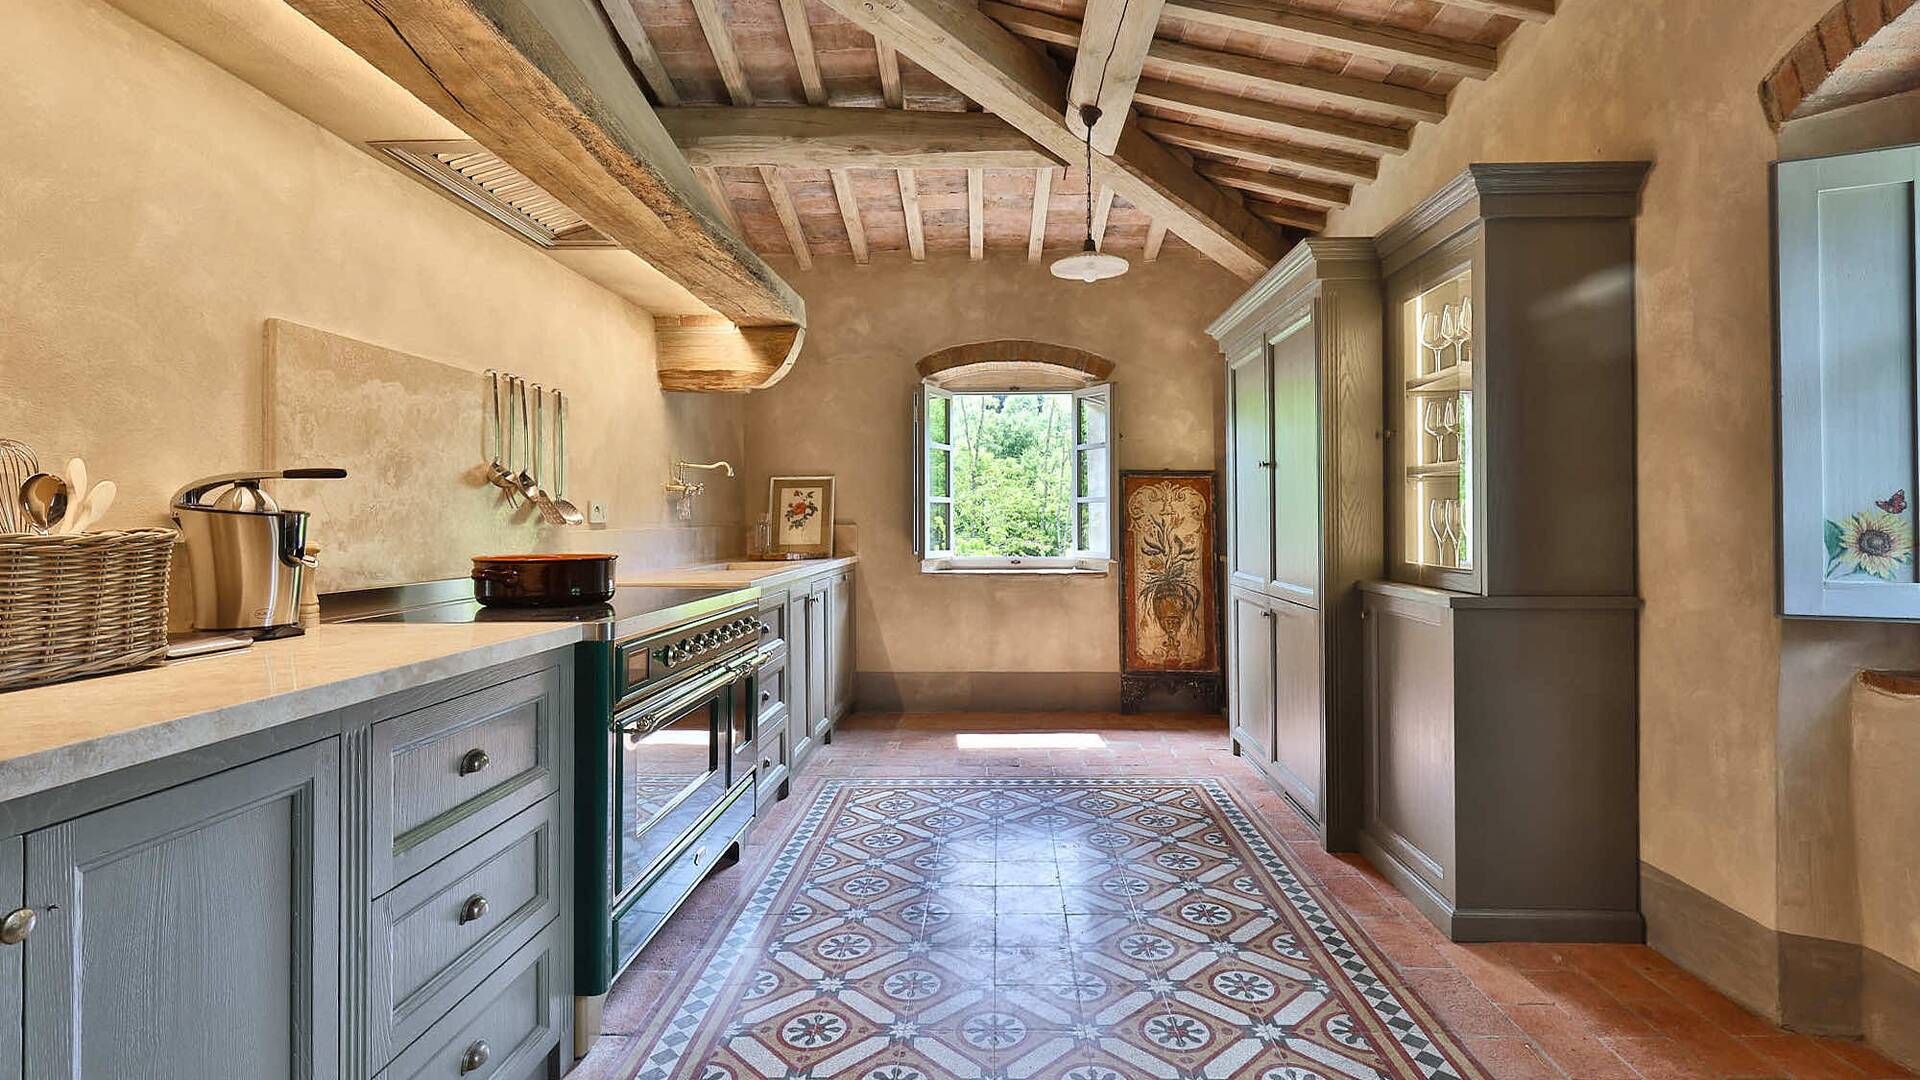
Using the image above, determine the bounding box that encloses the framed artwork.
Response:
[1119,470,1221,712]
[769,476,835,557]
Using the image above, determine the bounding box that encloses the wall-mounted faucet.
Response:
[665,460,734,519]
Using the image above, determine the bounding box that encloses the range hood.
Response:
[372,140,616,249]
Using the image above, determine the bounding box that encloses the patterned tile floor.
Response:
[572,714,1914,1080]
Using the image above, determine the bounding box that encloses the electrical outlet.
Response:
[588,500,609,526]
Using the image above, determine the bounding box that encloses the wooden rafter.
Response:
[1246,198,1326,231]
[597,0,680,103]
[1070,0,1168,153]
[1133,78,1408,155]
[1144,219,1167,260]
[812,0,1284,278]
[898,168,926,260]
[777,0,828,105]
[759,165,813,268]
[1028,167,1054,261]
[660,107,1057,168]
[693,165,744,234]
[1442,0,1553,23]
[688,0,754,104]
[290,0,802,328]
[829,168,869,263]
[967,167,985,260]
[1161,0,1497,80]
[1092,185,1118,249]
[1137,117,1376,182]
[1195,162,1349,208]
[876,41,904,108]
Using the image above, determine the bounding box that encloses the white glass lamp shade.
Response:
[1050,240,1130,283]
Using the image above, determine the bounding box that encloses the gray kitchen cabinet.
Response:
[1210,238,1383,849]
[784,586,815,769]
[827,569,854,724]
[23,739,342,1080]
[806,577,831,745]
[1360,163,1649,942]
[0,837,20,1080]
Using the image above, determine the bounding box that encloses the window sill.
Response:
[920,560,1112,577]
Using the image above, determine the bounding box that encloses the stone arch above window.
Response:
[916,340,1116,391]
[1761,0,1920,125]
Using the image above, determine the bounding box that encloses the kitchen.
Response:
[4,0,1920,1078]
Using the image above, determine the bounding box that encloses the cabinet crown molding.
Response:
[1207,237,1380,344]
[1374,162,1652,264]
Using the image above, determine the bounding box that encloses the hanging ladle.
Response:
[513,377,568,525]
[484,370,521,505]
[543,387,585,525]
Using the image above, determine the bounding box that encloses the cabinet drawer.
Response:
[614,778,755,975]
[756,640,790,726]
[758,595,786,643]
[757,714,791,810]
[382,922,565,1080]
[372,667,561,892]
[371,797,561,1070]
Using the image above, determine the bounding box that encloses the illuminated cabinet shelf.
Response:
[1362,163,1650,942]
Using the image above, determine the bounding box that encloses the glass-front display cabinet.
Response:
[1392,264,1478,591]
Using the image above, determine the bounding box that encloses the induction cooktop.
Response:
[322,579,750,635]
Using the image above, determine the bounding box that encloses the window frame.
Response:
[913,379,1116,574]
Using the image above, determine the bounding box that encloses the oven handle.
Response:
[611,652,763,735]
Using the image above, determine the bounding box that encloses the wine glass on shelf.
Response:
[1439,303,1460,369]
[1457,298,1474,364]
[1447,499,1468,566]
[1419,310,1443,376]
[1427,496,1447,566]
[1440,398,1458,463]
[1422,399,1446,462]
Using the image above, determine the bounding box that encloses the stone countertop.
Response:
[620,555,860,591]
[0,621,584,804]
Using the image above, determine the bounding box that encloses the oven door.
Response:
[610,664,738,901]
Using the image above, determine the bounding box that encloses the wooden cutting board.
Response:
[264,319,555,593]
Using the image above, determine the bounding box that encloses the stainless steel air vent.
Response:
[372,140,616,249]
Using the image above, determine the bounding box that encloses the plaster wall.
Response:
[743,255,1241,688]
[0,0,745,594]
[1324,0,1844,939]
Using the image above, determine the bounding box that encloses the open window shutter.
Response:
[1776,145,1920,619]
[1072,383,1114,558]
[921,382,955,558]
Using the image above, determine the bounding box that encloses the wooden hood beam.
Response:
[289,0,805,337]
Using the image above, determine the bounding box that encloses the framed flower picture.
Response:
[769,476,835,558]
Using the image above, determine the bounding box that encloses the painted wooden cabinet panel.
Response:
[1228,588,1275,766]
[828,570,854,723]
[806,578,830,743]
[1270,316,1322,606]
[23,740,341,1080]
[784,587,814,767]
[1268,597,1325,821]
[1227,343,1273,590]
[1777,144,1920,619]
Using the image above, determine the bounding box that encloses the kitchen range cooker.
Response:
[330,579,772,1050]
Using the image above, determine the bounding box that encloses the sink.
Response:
[717,561,814,571]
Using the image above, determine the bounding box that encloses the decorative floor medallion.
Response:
[622,780,1491,1080]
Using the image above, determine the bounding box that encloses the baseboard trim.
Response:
[1640,862,1920,1070]
[854,671,1122,712]
[1358,832,1644,942]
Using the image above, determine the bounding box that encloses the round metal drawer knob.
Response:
[459,1039,491,1074]
[0,908,35,945]
[459,748,491,776]
[459,894,490,925]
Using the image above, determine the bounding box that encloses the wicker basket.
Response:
[0,529,177,692]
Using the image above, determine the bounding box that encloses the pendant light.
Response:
[1050,103,1130,283]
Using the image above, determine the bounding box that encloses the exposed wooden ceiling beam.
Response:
[1442,0,1553,24]
[1028,166,1053,261]
[967,167,985,260]
[693,165,743,235]
[1092,184,1119,249]
[1246,197,1326,231]
[688,0,754,105]
[777,0,828,105]
[660,107,1058,168]
[829,168,869,263]
[289,0,803,329]
[597,0,681,104]
[1161,0,1498,80]
[759,166,813,269]
[813,0,1284,278]
[1070,0,1167,153]
[1137,117,1377,182]
[876,40,904,108]
[1144,219,1167,260]
[1148,40,1447,124]
[1134,78,1408,154]
[898,168,927,260]
[982,3,1446,125]
[1195,161,1349,208]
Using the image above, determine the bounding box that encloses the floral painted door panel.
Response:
[1121,473,1219,674]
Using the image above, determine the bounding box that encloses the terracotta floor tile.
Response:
[1561,945,1676,1006]
[1642,967,1780,1038]
[1742,1035,1884,1080]
[1465,1036,1569,1080]
[1526,971,1661,1037]
[1405,969,1526,1037]
[1357,913,1453,971]
[1503,1002,1638,1079]
[1604,1035,1722,1080]
[1813,1038,1914,1079]
[1627,996,1788,1078]
[1444,941,1561,1006]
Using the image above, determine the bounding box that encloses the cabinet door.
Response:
[0,837,19,1080]
[25,739,341,1080]
[785,589,813,764]
[828,572,854,721]
[1228,345,1273,589]
[1269,597,1325,822]
[1269,314,1322,606]
[807,580,831,741]
[1229,590,1276,764]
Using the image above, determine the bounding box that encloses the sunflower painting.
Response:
[1825,494,1915,582]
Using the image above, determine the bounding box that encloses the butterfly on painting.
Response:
[1878,490,1908,515]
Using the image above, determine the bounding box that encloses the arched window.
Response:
[912,341,1116,572]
